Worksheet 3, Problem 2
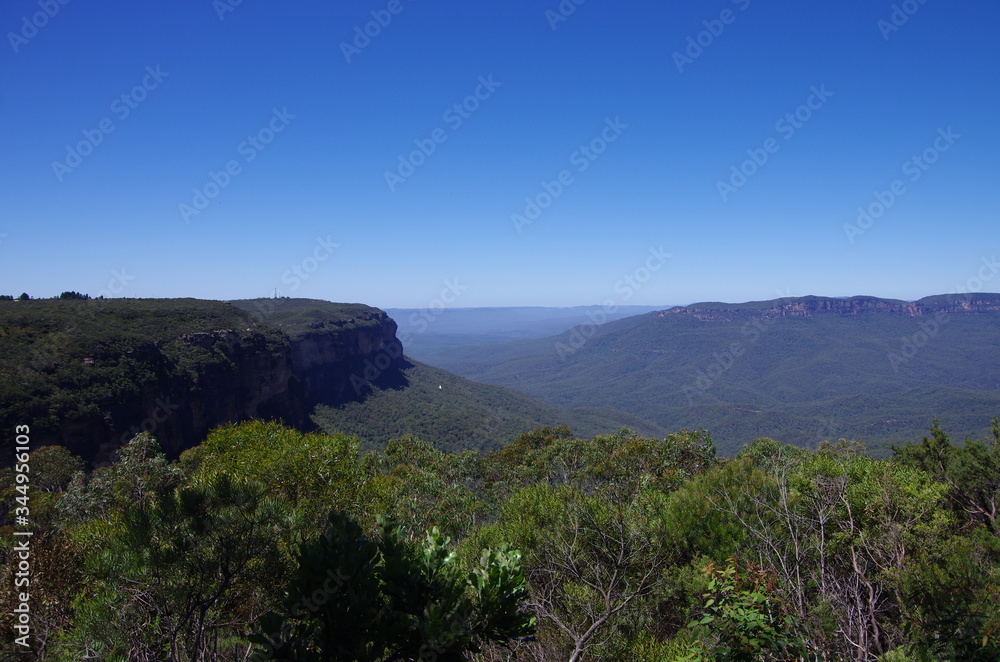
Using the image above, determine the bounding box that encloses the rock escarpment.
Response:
[61,328,300,465]
[1,299,404,466]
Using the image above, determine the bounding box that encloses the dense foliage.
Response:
[2,418,998,660]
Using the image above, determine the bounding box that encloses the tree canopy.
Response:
[1,419,998,660]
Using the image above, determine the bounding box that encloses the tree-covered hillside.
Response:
[312,358,665,453]
[432,295,1000,454]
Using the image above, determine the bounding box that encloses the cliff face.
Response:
[289,312,404,405]
[56,329,292,464]
[655,294,1000,322]
[52,310,404,466]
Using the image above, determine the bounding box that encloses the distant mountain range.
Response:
[427,294,1000,455]
[385,305,665,365]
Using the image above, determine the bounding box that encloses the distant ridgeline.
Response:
[0,298,404,466]
[433,294,1000,456]
[654,294,1000,321]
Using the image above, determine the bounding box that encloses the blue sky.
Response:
[1,0,997,308]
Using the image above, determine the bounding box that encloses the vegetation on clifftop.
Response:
[0,298,283,440]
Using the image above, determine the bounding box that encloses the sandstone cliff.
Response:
[1,299,404,466]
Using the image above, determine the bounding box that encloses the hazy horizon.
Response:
[11,291,1000,313]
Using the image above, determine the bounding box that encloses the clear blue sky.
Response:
[2,0,997,307]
